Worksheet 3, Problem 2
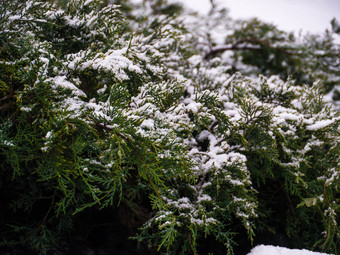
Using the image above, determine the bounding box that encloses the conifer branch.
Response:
[204,38,295,60]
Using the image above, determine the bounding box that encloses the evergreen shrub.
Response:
[0,0,339,254]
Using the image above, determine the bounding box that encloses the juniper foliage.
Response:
[0,0,339,254]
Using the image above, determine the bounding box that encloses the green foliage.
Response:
[0,0,339,254]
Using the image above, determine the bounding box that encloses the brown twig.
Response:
[37,191,56,231]
[281,184,295,215]
[0,103,10,111]
[0,93,13,102]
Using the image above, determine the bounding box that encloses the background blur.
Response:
[178,0,340,34]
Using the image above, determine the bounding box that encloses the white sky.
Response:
[179,0,340,34]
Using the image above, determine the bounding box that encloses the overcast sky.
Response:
[179,0,340,34]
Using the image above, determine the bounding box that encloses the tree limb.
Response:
[203,38,295,60]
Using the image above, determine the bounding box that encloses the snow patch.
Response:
[307,119,335,130]
[49,75,86,97]
[247,245,332,255]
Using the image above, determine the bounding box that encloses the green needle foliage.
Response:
[0,0,339,254]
